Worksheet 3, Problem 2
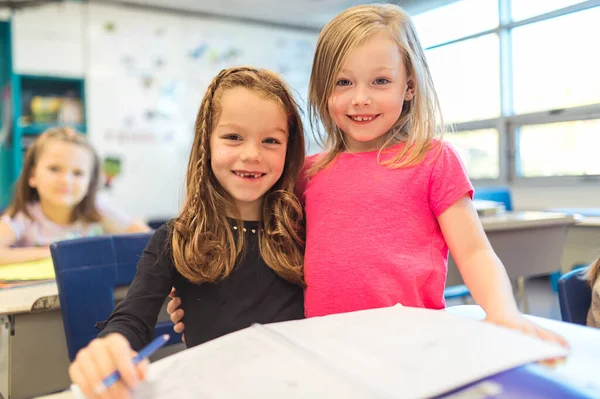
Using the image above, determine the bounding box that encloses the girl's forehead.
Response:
[37,140,93,165]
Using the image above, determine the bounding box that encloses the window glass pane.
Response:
[512,7,600,114]
[427,34,500,124]
[412,0,498,48]
[511,0,585,21]
[518,119,600,177]
[444,129,499,179]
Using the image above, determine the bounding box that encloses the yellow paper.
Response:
[0,258,55,281]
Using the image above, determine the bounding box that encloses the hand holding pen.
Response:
[69,333,169,399]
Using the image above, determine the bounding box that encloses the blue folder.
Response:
[435,364,598,398]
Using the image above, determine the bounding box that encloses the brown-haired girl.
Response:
[69,67,307,399]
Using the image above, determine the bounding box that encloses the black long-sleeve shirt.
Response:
[97,221,305,350]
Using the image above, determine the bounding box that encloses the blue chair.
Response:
[557,267,592,325]
[444,186,514,303]
[50,233,182,361]
[473,186,513,211]
[148,218,168,230]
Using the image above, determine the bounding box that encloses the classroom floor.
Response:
[446,276,562,320]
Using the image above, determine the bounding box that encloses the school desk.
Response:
[559,216,600,274]
[446,211,581,312]
[0,282,181,399]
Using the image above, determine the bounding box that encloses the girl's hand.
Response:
[69,333,149,399]
[486,312,569,348]
[485,312,569,367]
[167,288,186,343]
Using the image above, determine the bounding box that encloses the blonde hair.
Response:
[308,3,444,174]
[585,257,600,288]
[6,126,101,223]
[171,66,306,286]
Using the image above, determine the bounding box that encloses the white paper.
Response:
[125,305,566,399]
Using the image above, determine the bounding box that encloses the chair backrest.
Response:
[473,186,513,211]
[50,233,181,361]
[557,267,592,325]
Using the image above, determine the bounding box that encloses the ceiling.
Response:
[101,0,459,30]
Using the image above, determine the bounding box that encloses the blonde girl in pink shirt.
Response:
[298,3,567,346]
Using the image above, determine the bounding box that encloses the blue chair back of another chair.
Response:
[473,186,513,211]
[50,233,181,361]
[557,267,592,325]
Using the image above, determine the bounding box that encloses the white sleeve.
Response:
[96,194,133,227]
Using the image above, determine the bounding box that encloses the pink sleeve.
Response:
[428,141,474,217]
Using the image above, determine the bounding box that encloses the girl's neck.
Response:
[39,200,75,225]
[228,199,263,222]
[343,131,405,153]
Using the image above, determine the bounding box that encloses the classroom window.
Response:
[445,129,500,180]
[512,7,600,114]
[510,0,586,21]
[412,0,498,48]
[426,34,500,124]
[517,119,600,177]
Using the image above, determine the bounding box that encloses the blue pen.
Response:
[93,334,170,394]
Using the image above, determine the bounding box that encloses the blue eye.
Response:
[336,79,352,87]
[374,78,390,85]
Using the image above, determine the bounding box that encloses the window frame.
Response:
[421,0,600,184]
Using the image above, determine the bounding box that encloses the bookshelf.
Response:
[0,72,86,207]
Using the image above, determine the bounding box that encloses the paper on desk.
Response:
[0,257,55,282]
[128,305,567,399]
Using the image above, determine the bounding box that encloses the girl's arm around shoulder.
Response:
[438,196,568,348]
[96,224,175,351]
[0,219,50,265]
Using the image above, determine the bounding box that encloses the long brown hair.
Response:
[585,257,600,288]
[171,67,306,286]
[308,3,444,175]
[6,126,101,223]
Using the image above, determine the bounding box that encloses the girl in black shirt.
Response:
[69,66,306,399]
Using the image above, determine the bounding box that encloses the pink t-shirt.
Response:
[299,140,473,317]
[1,195,132,248]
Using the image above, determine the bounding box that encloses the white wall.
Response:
[11,2,85,77]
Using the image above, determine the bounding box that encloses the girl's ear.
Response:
[28,171,37,188]
[404,78,416,101]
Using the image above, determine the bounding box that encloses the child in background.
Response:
[0,127,149,265]
[585,258,600,327]
[68,67,307,399]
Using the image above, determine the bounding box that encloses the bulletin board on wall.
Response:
[85,3,318,220]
